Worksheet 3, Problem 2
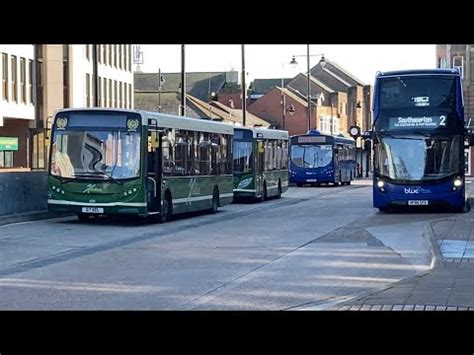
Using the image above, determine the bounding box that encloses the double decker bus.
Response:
[289,130,356,186]
[233,127,289,201]
[371,69,469,212]
[48,108,234,222]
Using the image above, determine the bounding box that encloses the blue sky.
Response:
[137,45,436,86]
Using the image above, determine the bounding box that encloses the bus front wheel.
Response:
[160,193,173,223]
[211,187,219,214]
[77,213,92,222]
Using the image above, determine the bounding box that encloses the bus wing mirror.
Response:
[362,131,373,140]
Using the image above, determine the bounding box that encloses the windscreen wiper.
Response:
[60,174,99,184]
[90,171,124,185]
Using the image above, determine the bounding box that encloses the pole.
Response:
[282,94,286,130]
[158,68,162,112]
[306,44,311,131]
[180,44,186,116]
[241,44,247,126]
[92,44,98,107]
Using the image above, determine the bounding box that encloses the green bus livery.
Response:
[233,127,289,201]
[48,108,234,222]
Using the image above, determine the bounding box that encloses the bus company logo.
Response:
[404,187,432,194]
[56,117,68,129]
[238,177,253,189]
[83,184,103,194]
[127,118,140,131]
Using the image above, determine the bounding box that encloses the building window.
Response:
[20,58,26,103]
[124,83,128,108]
[86,74,90,107]
[118,45,122,70]
[319,116,331,134]
[11,55,17,102]
[108,79,112,107]
[438,57,447,68]
[98,76,102,106]
[114,80,117,107]
[63,45,69,108]
[109,45,113,67]
[124,45,128,72]
[2,53,8,101]
[104,45,108,66]
[128,83,132,108]
[0,151,14,168]
[453,56,464,79]
[127,45,131,72]
[119,82,123,108]
[28,60,33,104]
[85,45,90,60]
[97,45,102,64]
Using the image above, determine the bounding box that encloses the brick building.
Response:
[436,44,474,175]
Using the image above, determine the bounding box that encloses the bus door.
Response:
[147,130,162,212]
[334,144,341,182]
[256,138,265,197]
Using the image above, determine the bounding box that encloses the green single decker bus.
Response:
[48,108,234,222]
[233,127,289,201]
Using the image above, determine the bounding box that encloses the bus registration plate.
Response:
[408,200,429,206]
[306,179,317,182]
[82,207,104,213]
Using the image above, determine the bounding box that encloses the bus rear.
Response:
[372,69,467,212]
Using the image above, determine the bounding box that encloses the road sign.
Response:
[0,137,18,151]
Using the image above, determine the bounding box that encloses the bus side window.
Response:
[174,130,188,175]
[162,130,173,176]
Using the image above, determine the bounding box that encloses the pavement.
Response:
[330,179,474,311]
[0,211,72,227]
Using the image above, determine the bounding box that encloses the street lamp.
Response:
[158,68,165,112]
[180,44,186,116]
[241,44,247,126]
[290,46,326,131]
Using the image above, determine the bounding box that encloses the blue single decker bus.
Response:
[289,130,356,186]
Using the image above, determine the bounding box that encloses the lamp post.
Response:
[180,44,186,116]
[158,68,165,112]
[290,45,326,131]
[241,44,247,127]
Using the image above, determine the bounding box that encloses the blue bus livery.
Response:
[289,130,356,186]
[371,68,468,212]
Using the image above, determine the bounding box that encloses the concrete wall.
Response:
[0,171,47,216]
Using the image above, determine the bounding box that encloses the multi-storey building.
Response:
[436,44,474,175]
[0,45,35,170]
[1,44,134,171]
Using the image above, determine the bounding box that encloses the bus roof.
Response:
[376,68,460,78]
[235,127,289,140]
[54,108,235,135]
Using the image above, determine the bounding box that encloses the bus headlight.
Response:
[377,180,385,188]
[453,178,463,188]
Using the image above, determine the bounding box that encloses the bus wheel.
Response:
[260,183,268,202]
[160,193,173,223]
[276,181,282,199]
[296,183,303,187]
[211,187,219,214]
[77,213,91,222]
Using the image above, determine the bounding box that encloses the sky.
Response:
[136,45,436,86]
